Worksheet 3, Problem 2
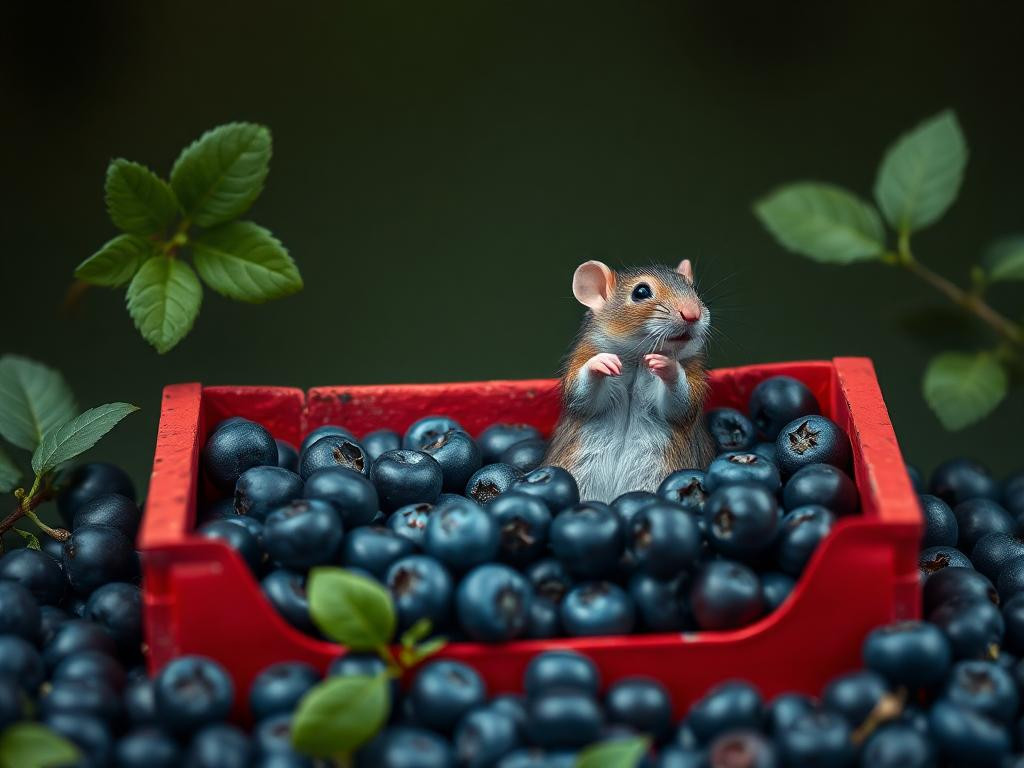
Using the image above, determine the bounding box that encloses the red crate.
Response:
[140,358,920,719]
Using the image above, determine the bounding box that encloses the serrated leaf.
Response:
[0,444,21,493]
[291,674,390,757]
[874,110,967,234]
[12,529,41,551]
[104,158,180,236]
[308,567,396,650]
[923,351,1007,431]
[75,234,152,287]
[0,722,80,768]
[983,236,1024,283]
[32,402,139,475]
[754,183,885,264]
[575,736,651,768]
[0,357,78,452]
[126,256,202,354]
[170,123,271,228]
[192,221,302,303]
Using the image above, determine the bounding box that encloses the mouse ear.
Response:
[572,261,615,311]
[676,259,694,283]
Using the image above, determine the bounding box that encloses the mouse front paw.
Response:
[644,354,679,384]
[585,353,622,377]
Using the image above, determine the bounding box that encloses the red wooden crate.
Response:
[139,358,920,719]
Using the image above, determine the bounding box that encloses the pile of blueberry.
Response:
[199,376,859,642]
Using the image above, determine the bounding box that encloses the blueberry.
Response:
[203,420,278,492]
[918,545,973,582]
[53,649,125,692]
[264,499,343,570]
[775,711,854,767]
[821,670,888,728]
[222,514,265,545]
[387,503,433,547]
[198,518,264,573]
[356,726,455,768]
[420,429,483,494]
[765,693,815,734]
[261,569,316,634]
[72,492,142,539]
[631,573,690,631]
[1004,472,1024,518]
[524,650,600,698]
[774,415,851,477]
[612,491,659,525]
[39,678,121,723]
[187,723,252,768]
[328,651,389,679]
[57,462,136,521]
[944,659,1018,724]
[303,466,379,529]
[341,526,416,580]
[705,452,781,494]
[500,439,548,473]
[524,596,561,638]
[123,669,158,727]
[657,470,710,517]
[42,618,116,671]
[654,746,705,768]
[234,466,304,521]
[560,581,634,636]
[928,598,1004,660]
[457,564,532,642]
[928,699,1010,767]
[489,695,528,738]
[526,689,604,749]
[0,580,40,642]
[404,416,465,451]
[526,558,572,604]
[386,555,453,634]
[83,581,142,657]
[363,429,402,462]
[253,713,305,758]
[686,681,762,744]
[43,713,114,768]
[410,660,486,733]
[782,464,858,516]
[249,662,319,722]
[41,535,64,562]
[0,635,44,691]
[550,502,624,579]
[466,463,524,504]
[1002,593,1024,656]
[862,621,949,688]
[200,497,237,523]
[425,498,500,572]
[477,424,542,464]
[747,375,820,441]
[299,435,369,480]
[954,498,1014,554]
[707,408,756,453]
[922,567,998,615]
[998,556,1024,602]
[489,492,552,566]
[906,463,925,493]
[918,494,958,549]
[63,523,138,594]
[752,442,778,465]
[275,439,299,473]
[372,450,444,511]
[154,655,233,734]
[776,506,834,576]
[300,424,357,455]
[627,502,702,578]
[114,726,181,768]
[930,458,1000,506]
[760,571,796,612]
[39,604,70,645]
[703,485,780,562]
[0,547,64,605]
[859,724,933,768]
[708,731,777,768]
[454,707,522,768]
[512,470,581,517]
[606,677,672,743]
[690,560,763,631]
[972,532,1024,582]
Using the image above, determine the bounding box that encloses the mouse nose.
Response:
[680,303,701,323]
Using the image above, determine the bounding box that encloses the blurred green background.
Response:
[2,1,1022,493]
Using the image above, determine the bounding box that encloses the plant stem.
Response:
[0,473,56,540]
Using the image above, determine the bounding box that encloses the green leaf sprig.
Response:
[0,722,80,768]
[290,568,447,760]
[0,355,137,546]
[76,123,303,354]
[754,109,1023,430]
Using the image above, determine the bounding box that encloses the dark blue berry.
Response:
[703,485,780,562]
[775,711,854,767]
[500,439,548,473]
[363,429,401,462]
[341,526,415,580]
[705,452,781,494]
[300,425,356,455]
[997,555,1024,603]
[0,547,64,605]
[387,555,453,634]
[760,571,796,612]
[123,669,158,727]
[526,689,604,750]
[605,677,672,743]
[1002,593,1024,656]
[404,416,465,451]
[630,573,690,631]
[747,375,820,441]
[707,408,756,453]
[510,466,580,515]
[752,442,778,465]
[690,560,763,631]
[53,649,125,693]
[860,723,933,768]
[1004,472,1024,518]
[62,523,138,594]
[477,424,542,464]
[38,605,70,646]
[489,492,552,566]
[249,662,319,722]
[918,494,958,549]
[918,545,973,582]
[930,458,1000,507]
[234,466,303,521]
[372,450,444,512]
[42,618,116,671]
[686,681,763,744]
[525,596,561,638]
[456,564,532,642]
[264,499,343,570]
[765,693,815,735]
[776,506,834,576]
[560,581,635,636]
[612,491,659,525]
[72,492,141,539]
[304,466,379,529]
[203,420,278,492]
[39,678,121,723]
[782,464,858,515]
[154,655,234,735]
[465,463,524,505]
[550,502,624,579]
[526,558,572,604]
[928,698,1010,766]
[84,581,142,658]
[954,498,1014,554]
[972,532,1024,582]
[43,713,114,768]
[524,651,600,698]
[863,620,951,688]
[944,659,1018,724]
[187,723,252,768]
[922,567,997,615]
[0,635,44,692]
[657,470,709,518]
[0,580,40,642]
[425,498,500,572]
[115,727,182,768]
[57,462,135,521]
[299,435,368,480]
[198,518,264,573]
[454,707,522,768]
[410,660,486,733]
[774,416,851,477]
[821,670,888,728]
[275,439,299,473]
[627,502,701,578]
[261,569,315,634]
[421,429,483,494]
[928,599,1004,660]
[356,726,455,768]
[387,503,433,547]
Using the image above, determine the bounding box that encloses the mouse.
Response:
[544,258,715,502]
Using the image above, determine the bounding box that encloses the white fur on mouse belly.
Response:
[571,368,673,503]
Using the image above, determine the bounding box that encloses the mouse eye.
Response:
[631,283,652,302]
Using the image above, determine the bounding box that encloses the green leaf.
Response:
[75,234,152,287]
[753,183,886,264]
[192,221,303,303]
[104,159,180,237]
[126,256,203,354]
[0,722,80,768]
[923,351,1007,431]
[983,236,1024,283]
[12,529,40,551]
[0,444,21,493]
[308,567,396,649]
[874,110,967,234]
[398,635,447,668]
[291,674,390,757]
[575,736,651,768]
[170,123,271,228]
[399,618,433,649]
[32,402,139,476]
[0,356,78,451]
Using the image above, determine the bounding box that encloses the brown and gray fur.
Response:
[545,260,715,502]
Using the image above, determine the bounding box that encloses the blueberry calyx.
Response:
[788,421,820,455]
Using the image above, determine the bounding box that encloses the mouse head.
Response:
[572,259,710,359]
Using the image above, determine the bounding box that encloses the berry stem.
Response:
[0,472,55,540]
